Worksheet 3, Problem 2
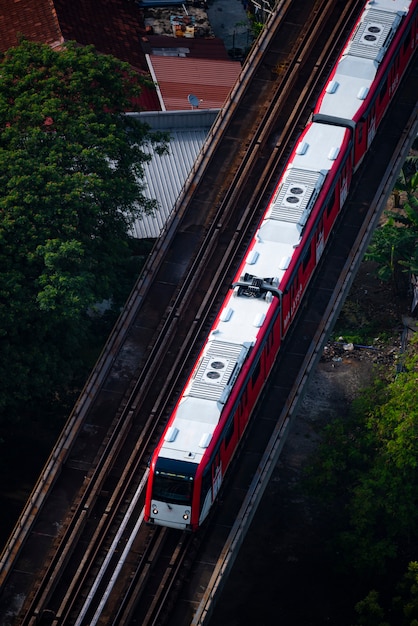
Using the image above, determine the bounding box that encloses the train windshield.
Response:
[153,457,198,506]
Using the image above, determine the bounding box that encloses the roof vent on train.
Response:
[360,22,383,45]
[165,426,179,442]
[203,357,229,384]
[283,184,308,208]
[296,141,308,155]
[199,433,212,448]
[326,80,339,94]
[328,146,340,160]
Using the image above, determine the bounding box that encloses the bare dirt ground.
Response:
[210,261,417,626]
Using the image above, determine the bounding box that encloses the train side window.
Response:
[403,31,411,53]
[326,189,335,216]
[201,466,211,504]
[252,359,261,387]
[358,123,363,144]
[292,275,299,296]
[302,243,311,272]
[242,388,248,407]
[325,199,332,217]
[224,417,234,447]
[269,328,274,349]
[265,327,274,354]
[379,79,387,103]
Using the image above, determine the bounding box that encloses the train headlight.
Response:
[183,510,190,521]
[152,506,158,515]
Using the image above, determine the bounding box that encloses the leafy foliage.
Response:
[305,337,418,577]
[366,150,418,293]
[0,40,167,420]
[354,562,418,626]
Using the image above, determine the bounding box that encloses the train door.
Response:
[249,356,262,408]
[300,241,313,293]
[212,452,222,501]
[367,103,376,150]
[339,169,349,209]
[316,218,324,265]
[290,272,302,319]
[238,389,248,437]
[322,190,334,239]
[354,120,366,170]
[281,286,292,335]
[388,54,400,102]
[198,463,212,525]
[265,324,276,372]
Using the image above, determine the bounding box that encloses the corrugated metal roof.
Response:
[0,0,64,52]
[129,109,219,239]
[147,55,242,111]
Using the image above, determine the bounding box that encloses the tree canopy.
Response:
[353,561,418,626]
[305,337,418,578]
[0,39,167,420]
[366,147,418,295]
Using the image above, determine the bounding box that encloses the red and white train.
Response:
[145,0,418,531]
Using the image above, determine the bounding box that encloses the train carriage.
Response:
[313,0,418,169]
[145,0,417,531]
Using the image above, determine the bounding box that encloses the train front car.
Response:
[145,340,256,531]
[313,0,417,169]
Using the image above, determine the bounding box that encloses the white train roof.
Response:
[314,0,412,123]
[159,122,349,464]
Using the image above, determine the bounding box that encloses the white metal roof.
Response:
[128,109,219,239]
[159,121,349,463]
[314,0,412,123]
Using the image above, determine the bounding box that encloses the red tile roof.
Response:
[148,55,241,111]
[0,0,63,52]
[53,0,148,72]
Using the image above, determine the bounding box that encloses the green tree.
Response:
[354,589,389,626]
[0,39,167,420]
[393,152,418,208]
[366,150,418,294]
[305,338,418,577]
[353,562,418,626]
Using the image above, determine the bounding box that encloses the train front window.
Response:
[153,457,198,505]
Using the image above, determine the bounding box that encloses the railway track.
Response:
[0,0,392,623]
